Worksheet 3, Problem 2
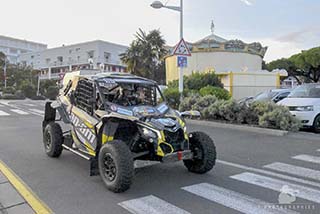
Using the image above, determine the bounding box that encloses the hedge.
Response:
[179,95,300,131]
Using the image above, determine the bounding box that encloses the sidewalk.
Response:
[0,160,52,214]
[0,171,34,214]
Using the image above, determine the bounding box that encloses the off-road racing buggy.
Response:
[42,70,216,193]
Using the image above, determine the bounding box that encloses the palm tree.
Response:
[120,29,167,82]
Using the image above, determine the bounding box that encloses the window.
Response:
[104,52,111,62]
[77,56,81,61]
[46,58,51,65]
[31,55,34,59]
[87,50,94,59]
[112,66,116,72]
[57,56,63,63]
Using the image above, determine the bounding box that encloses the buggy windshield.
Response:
[96,78,164,107]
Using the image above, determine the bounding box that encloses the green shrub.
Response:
[163,88,180,109]
[167,71,224,91]
[20,84,36,98]
[179,95,301,131]
[199,86,231,100]
[2,87,16,95]
[179,95,200,112]
[45,86,59,100]
[259,106,301,131]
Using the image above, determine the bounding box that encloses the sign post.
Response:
[172,38,191,97]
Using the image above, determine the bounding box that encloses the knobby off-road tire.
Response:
[183,131,216,174]
[43,122,63,157]
[98,140,134,193]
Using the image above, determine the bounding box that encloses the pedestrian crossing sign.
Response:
[173,38,191,56]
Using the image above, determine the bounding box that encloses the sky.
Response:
[1,0,319,62]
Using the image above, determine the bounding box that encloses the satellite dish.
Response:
[150,1,164,9]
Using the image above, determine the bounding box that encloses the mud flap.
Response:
[90,157,99,176]
[42,102,56,132]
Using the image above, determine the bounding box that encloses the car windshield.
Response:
[96,78,164,107]
[288,84,320,98]
[253,91,277,101]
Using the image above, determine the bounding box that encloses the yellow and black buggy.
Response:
[42,70,216,193]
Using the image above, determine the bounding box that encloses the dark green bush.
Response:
[199,86,231,100]
[259,106,301,131]
[2,86,16,95]
[178,95,301,131]
[45,86,59,100]
[20,84,36,98]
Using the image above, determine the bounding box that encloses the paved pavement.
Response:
[0,100,320,214]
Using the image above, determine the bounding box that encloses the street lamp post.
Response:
[151,0,184,96]
[3,56,7,88]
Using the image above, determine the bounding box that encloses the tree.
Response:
[289,47,320,83]
[0,52,5,68]
[267,47,320,83]
[120,29,167,83]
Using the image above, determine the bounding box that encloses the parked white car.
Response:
[278,83,320,132]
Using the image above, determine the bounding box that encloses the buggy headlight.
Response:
[295,106,313,111]
[141,128,157,139]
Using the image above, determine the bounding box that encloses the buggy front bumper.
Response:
[162,150,193,163]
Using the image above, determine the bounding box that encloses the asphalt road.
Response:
[0,100,320,214]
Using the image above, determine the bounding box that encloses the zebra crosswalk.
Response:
[120,149,320,214]
[0,105,43,117]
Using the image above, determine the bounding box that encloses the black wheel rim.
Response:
[103,153,117,182]
[45,132,52,151]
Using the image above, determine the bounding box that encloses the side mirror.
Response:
[180,110,201,118]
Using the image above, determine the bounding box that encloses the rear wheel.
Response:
[98,140,134,193]
[183,131,216,174]
[43,122,63,157]
[313,115,320,133]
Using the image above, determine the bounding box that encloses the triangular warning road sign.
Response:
[172,38,191,56]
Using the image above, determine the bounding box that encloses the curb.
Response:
[186,119,288,136]
[0,160,53,214]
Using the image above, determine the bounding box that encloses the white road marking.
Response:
[230,172,320,204]
[292,154,320,164]
[264,162,320,181]
[24,104,36,107]
[118,195,190,214]
[0,110,10,116]
[29,109,44,114]
[182,183,297,214]
[217,160,320,188]
[10,109,29,115]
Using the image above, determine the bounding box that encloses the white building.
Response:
[0,35,47,64]
[19,40,128,80]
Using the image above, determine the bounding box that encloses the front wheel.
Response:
[43,122,63,157]
[98,140,134,193]
[183,131,216,174]
[313,115,320,133]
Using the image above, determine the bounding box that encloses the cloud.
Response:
[240,0,252,6]
[275,27,320,48]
